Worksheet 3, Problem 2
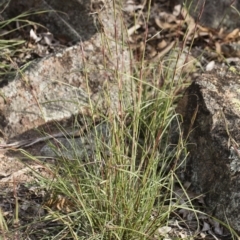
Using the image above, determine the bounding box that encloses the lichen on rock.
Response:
[176,62,240,232]
[229,146,240,174]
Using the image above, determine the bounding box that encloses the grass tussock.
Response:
[26,75,188,240]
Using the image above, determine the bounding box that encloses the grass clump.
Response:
[27,78,188,240]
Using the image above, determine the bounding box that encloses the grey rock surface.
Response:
[177,0,240,30]
[176,63,240,232]
[40,122,111,160]
[1,0,96,42]
[0,0,133,140]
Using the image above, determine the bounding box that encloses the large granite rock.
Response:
[0,0,133,140]
[176,64,240,232]
[174,0,240,30]
[1,0,96,43]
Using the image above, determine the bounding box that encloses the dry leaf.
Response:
[127,24,141,36]
[42,32,53,45]
[157,39,167,50]
[30,29,41,43]
[157,226,172,236]
[155,17,174,30]
[206,60,215,71]
[173,4,181,17]
[224,28,239,42]
[202,221,211,232]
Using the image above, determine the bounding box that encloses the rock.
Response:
[1,0,96,43]
[181,0,240,30]
[176,63,240,232]
[0,0,133,140]
[40,121,111,160]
